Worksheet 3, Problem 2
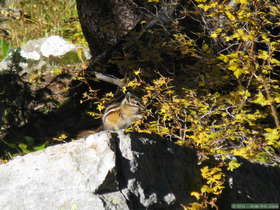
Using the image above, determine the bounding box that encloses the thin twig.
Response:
[253,73,280,128]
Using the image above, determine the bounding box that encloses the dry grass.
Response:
[4,0,86,47]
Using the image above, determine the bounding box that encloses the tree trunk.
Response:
[76,0,140,58]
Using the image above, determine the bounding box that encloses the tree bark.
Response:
[76,0,141,58]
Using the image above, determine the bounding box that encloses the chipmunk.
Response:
[102,92,144,131]
[76,92,144,138]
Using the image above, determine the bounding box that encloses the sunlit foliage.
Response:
[93,0,280,208]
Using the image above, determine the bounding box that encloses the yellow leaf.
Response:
[233,68,243,78]
[228,64,244,78]
[210,32,218,38]
[218,54,229,62]
[274,95,280,103]
[261,33,270,42]
[122,86,127,93]
[191,191,201,200]
[271,58,280,65]
[53,134,68,141]
[227,159,241,171]
[133,69,141,75]
[236,0,248,4]
[197,2,217,11]
[97,104,105,112]
[258,50,270,60]
[210,28,223,38]
[127,80,139,88]
[252,91,270,106]
[201,185,211,193]
[264,128,280,147]
[105,92,114,97]
[225,11,235,21]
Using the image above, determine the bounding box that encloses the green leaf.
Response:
[0,38,10,60]
[33,144,46,151]
[18,143,30,153]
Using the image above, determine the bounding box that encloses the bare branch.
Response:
[94,72,125,87]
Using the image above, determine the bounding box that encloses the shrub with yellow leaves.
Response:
[88,0,280,208]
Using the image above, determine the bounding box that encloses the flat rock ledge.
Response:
[0,131,200,210]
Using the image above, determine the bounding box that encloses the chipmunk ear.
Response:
[125,92,132,102]
[121,92,130,105]
[126,92,132,97]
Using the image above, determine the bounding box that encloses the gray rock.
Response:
[0,131,200,210]
[0,36,91,75]
[0,131,120,210]
[2,130,279,209]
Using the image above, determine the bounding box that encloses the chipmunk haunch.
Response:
[102,92,144,131]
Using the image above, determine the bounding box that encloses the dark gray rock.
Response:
[115,132,201,209]
[217,157,280,209]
